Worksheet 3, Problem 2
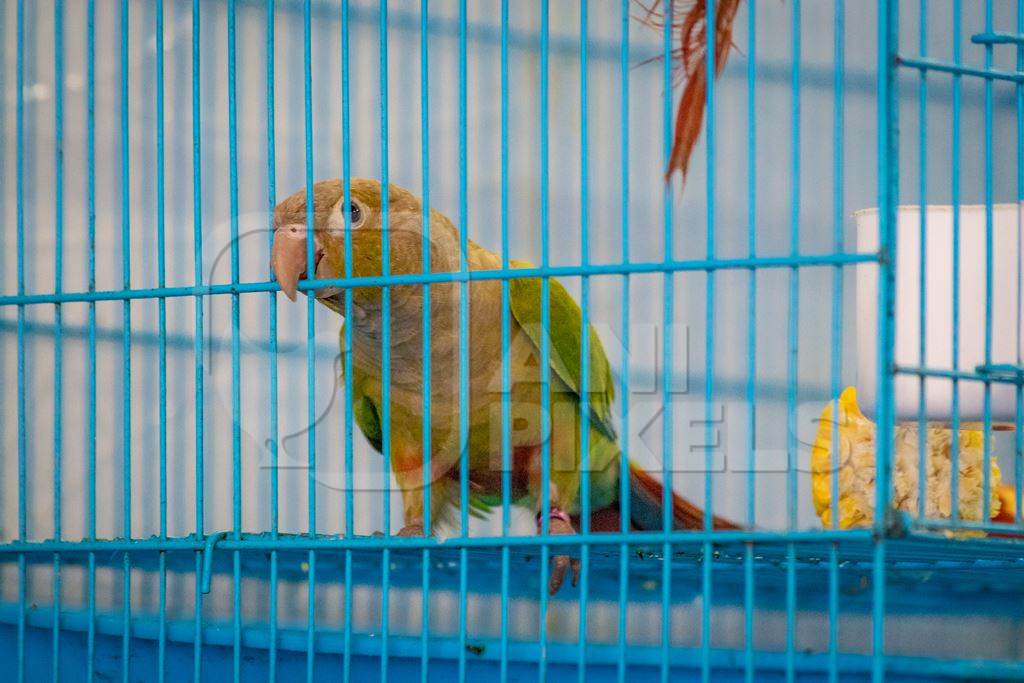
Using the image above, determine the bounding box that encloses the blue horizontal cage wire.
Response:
[2,0,1024,681]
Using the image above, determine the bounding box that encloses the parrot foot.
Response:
[395,521,426,537]
[369,521,426,537]
[538,508,581,596]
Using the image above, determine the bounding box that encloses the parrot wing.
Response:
[339,323,385,453]
[341,324,501,521]
[507,260,617,442]
[353,393,384,453]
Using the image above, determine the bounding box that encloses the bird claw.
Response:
[371,521,426,538]
[549,552,581,595]
[396,522,425,538]
[541,509,580,595]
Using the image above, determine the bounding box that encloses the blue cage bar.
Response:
[2,1,1024,682]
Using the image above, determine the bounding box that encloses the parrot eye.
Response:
[347,202,363,226]
[329,200,364,233]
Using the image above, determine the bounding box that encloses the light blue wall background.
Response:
[1,0,1022,660]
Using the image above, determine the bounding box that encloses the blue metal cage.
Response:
[2,0,1024,681]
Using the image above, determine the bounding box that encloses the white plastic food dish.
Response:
[856,203,1023,421]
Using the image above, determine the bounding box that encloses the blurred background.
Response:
[1,0,1022,662]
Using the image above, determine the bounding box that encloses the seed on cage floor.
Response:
[812,387,1012,531]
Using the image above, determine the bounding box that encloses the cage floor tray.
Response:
[4,531,1024,616]
[3,532,1024,681]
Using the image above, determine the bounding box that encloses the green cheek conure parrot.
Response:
[271,179,737,594]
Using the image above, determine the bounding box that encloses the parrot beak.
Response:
[271,224,322,301]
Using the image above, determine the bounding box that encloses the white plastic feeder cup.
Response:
[856,203,1023,422]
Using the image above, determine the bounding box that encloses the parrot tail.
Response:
[627,461,740,531]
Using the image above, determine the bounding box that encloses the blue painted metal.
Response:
[578,3,592,679]
[0,252,880,307]
[14,1,26,681]
[1,528,882,555]
[264,0,280,679]
[617,2,631,681]
[201,532,229,594]
[829,4,846,683]
[4,1,1024,681]
[916,0,929,532]
[191,0,206,677]
[659,4,673,682]
[744,3,757,680]
[950,0,963,529]
[786,4,802,680]
[0,317,871,406]
[340,2,355,681]
[457,3,470,680]
[6,614,1020,683]
[86,2,98,676]
[419,3,433,682]
[498,2,512,681]
[537,2,552,679]
[119,2,134,678]
[7,533,1024,604]
[0,0,5,638]
[226,0,244,678]
[898,56,1024,84]
[702,0,717,680]
[971,31,1024,45]
[153,0,168,679]
[52,0,65,679]
[1016,0,1024,532]
[875,2,899,683]
[302,2,318,680]
[377,4,391,682]
[982,0,994,528]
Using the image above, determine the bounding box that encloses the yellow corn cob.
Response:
[811,387,1003,530]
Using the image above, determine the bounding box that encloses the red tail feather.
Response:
[628,461,739,530]
[634,0,744,183]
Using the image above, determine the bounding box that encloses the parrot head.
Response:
[271,178,444,309]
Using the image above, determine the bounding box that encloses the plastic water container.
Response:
[856,203,1023,422]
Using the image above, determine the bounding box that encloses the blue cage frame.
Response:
[2,0,1024,681]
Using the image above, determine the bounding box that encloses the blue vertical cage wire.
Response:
[2,1,1024,682]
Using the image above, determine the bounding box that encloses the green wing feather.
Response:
[340,323,385,453]
[353,394,383,453]
[507,260,617,442]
